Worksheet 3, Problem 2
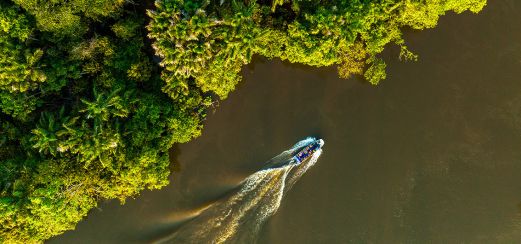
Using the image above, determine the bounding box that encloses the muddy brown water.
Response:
[50,1,521,243]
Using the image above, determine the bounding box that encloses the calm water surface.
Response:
[51,1,521,243]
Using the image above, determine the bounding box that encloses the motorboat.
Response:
[292,139,324,164]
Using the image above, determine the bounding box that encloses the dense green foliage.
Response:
[149,0,486,98]
[0,0,485,242]
[0,1,204,243]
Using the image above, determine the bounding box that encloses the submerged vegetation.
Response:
[0,0,485,242]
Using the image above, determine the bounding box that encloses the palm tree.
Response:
[31,111,60,156]
[80,87,130,133]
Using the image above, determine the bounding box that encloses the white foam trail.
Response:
[155,138,323,244]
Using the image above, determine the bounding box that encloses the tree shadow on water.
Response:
[168,144,183,174]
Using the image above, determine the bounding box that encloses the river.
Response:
[50,1,521,243]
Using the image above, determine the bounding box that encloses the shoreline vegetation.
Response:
[0,0,486,242]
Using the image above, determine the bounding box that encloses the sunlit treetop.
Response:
[149,0,486,97]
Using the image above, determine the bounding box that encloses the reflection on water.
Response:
[155,138,322,244]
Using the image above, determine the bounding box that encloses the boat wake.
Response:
[155,138,323,244]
